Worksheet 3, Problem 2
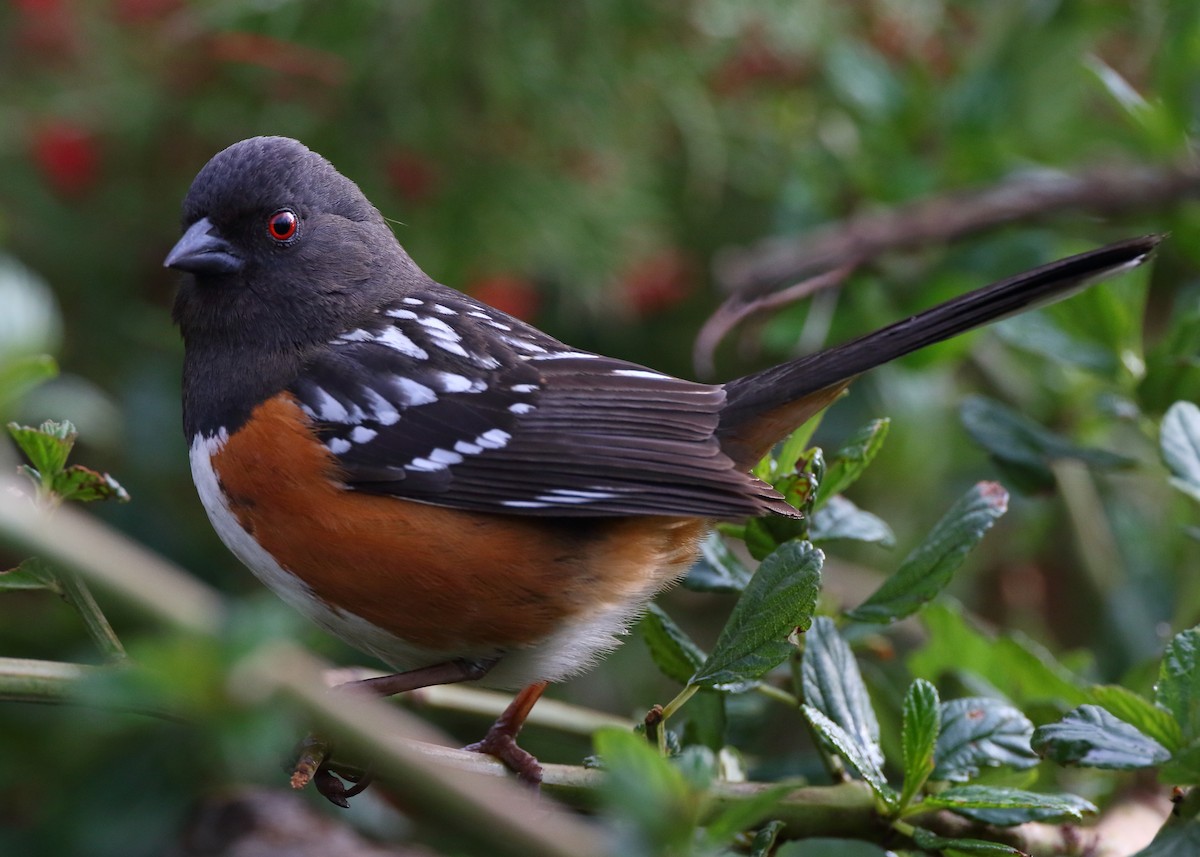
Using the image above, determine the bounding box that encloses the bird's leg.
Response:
[463,680,549,785]
[295,657,500,806]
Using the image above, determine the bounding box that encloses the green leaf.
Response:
[775,839,890,857]
[959,396,1135,492]
[1132,819,1200,857]
[592,727,695,855]
[801,616,883,768]
[640,604,706,685]
[847,483,1008,624]
[51,465,130,504]
[900,679,940,809]
[1088,684,1182,750]
[1162,401,1200,502]
[7,419,76,479]
[0,354,58,413]
[1156,627,1200,742]
[994,312,1116,373]
[910,601,1090,707]
[809,495,895,547]
[747,820,785,857]
[911,827,1024,855]
[684,532,754,593]
[814,418,889,508]
[933,697,1037,782]
[1032,705,1171,769]
[922,785,1095,822]
[692,541,822,690]
[802,705,896,810]
[0,557,61,594]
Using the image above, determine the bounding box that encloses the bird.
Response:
[166,135,1158,794]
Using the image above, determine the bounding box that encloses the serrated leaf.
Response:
[900,679,940,808]
[1132,820,1200,857]
[922,785,1095,822]
[51,465,130,504]
[809,495,895,547]
[1088,684,1182,750]
[1162,402,1200,502]
[1032,705,1171,769]
[801,616,883,768]
[960,396,1134,490]
[7,419,76,478]
[684,532,754,593]
[692,541,821,690]
[814,418,889,508]
[847,483,1008,624]
[0,557,61,593]
[1156,627,1200,742]
[802,705,896,809]
[640,604,706,685]
[933,697,1037,782]
[911,827,1024,855]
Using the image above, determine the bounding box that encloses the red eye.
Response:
[267,209,298,242]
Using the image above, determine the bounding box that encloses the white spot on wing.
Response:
[530,351,599,361]
[511,383,540,393]
[501,499,552,509]
[307,387,359,423]
[391,377,438,406]
[327,437,352,454]
[435,372,486,393]
[417,316,460,339]
[386,308,419,320]
[501,336,547,354]
[361,387,401,425]
[454,439,483,455]
[350,426,377,444]
[428,447,464,465]
[611,368,669,380]
[509,402,535,414]
[337,328,373,343]
[376,326,428,359]
[432,304,457,315]
[477,429,511,449]
[402,297,423,305]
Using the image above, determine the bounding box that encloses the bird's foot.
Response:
[290,733,372,808]
[464,728,543,786]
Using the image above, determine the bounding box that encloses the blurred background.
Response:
[1,1,1198,854]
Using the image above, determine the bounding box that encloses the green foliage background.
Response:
[1,1,1199,855]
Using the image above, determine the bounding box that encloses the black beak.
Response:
[164,217,243,275]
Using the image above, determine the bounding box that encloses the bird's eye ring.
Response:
[267,209,298,243]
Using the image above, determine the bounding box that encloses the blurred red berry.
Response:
[621,249,694,316]
[13,0,78,58]
[31,122,100,198]
[385,150,439,205]
[469,275,540,322]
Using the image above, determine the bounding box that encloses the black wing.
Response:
[289,289,790,519]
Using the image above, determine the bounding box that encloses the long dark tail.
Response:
[717,235,1162,467]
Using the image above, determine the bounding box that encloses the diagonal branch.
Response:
[697,161,1200,375]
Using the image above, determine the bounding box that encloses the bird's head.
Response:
[167,136,414,348]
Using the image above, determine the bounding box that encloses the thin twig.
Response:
[698,161,1199,375]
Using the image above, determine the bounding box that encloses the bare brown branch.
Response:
[697,161,1198,375]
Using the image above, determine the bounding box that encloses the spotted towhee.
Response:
[166,136,1158,786]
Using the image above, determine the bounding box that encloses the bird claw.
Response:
[290,733,373,808]
[464,731,543,786]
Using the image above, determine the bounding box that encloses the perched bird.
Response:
[167,136,1157,790]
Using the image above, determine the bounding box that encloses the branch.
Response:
[697,161,1199,375]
